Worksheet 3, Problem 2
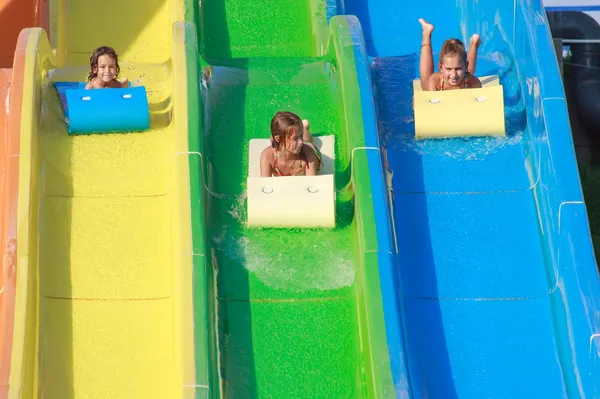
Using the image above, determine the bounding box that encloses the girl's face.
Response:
[439,55,467,87]
[284,127,304,154]
[94,54,118,82]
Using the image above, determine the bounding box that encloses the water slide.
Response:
[6,0,202,397]
[0,0,47,68]
[337,0,600,397]
[194,1,399,398]
[4,0,398,397]
[0,1,46,396]
[5,0,600,398]
[0,66,19,399]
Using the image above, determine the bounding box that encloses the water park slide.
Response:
[0,0,47,68]
[0,68,18,399]
[7,0,202,397]
[0,0,400,397]
[194,1,399,397]
[339,0,600,397]
[0,1,47,396]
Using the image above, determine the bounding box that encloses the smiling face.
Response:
[439,55,467,87]
[94,54,118,83]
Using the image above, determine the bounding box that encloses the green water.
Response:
[201,0,314,59]
[202,59,365,397]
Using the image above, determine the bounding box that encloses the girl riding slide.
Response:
[260,111,323,177]
[418,18,482,91]
[85,46,129,89]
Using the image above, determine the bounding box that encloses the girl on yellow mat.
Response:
[85,46,129,89]
[418,18,482,91]
[260,111,323,177]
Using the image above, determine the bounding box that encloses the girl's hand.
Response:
[120,77,129,88]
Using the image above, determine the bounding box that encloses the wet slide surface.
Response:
[29,1,193,397]
[196,1,389,398]
[204,60,361,398]
[343,0,576,397]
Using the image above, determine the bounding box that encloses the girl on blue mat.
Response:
[85,46,129,89]
[418,18,482,91]
[260,111,323,177]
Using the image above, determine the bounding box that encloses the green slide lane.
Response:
[200,0,317,58]
[187,1,395,397]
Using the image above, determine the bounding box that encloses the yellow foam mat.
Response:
[40,297,177,399]
[247,175,336,228]
[413,75,505,138]
[39,195,172,299]
[414,86,505,138]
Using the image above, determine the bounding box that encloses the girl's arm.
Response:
[468,75,482,88]
[260,148,273,177]
[120,77,129,88]
[84,81,94,90]
[467,34,481,75]
[425,75,438,91]
[304,148,318,176]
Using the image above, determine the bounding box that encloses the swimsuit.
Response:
[440,73,470,91]
[272,142,323,176]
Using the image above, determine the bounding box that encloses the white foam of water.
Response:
[211,198,356,293]
[391,130,525,161]
[242,237,356,292]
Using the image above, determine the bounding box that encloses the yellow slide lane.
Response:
[8,1,197,398]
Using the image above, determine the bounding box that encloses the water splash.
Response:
[210,194,356,293]
[372,42,529,163]
[390,130,525,161]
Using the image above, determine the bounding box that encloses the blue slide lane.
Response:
[338,0,600,397]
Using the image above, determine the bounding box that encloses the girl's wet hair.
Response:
[88,46,120,82]
[439,38,467,64]
[270,111,303,150]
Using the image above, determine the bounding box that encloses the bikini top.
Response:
[440,73,470,91]
[271,142,323,177]
[272,150,305,176]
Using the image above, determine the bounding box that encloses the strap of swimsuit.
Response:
[440,76,469,90]
[274,150,304,176]
[273,151,283,176]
